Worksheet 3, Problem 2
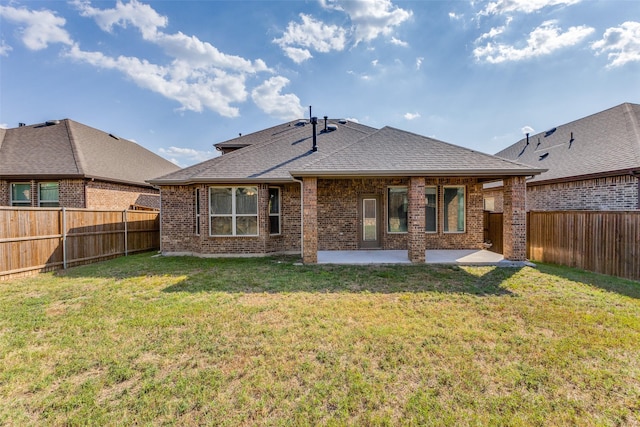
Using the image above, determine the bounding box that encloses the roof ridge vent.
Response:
[45,120,60,126]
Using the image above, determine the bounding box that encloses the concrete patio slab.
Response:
[317,249,531,267]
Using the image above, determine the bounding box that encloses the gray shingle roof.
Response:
[291,126,543,177]
[495,103,640,184]
[0,119,180,187]
[151,119,543,185]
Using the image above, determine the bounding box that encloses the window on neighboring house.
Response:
[388,187,408,233]
[269,187,280,235]
[194,188,201,235]
[425,186,437,233]
[210,186,258,236]
[443,186,465,233]
[38,182,59,207]
[11,182,31,207]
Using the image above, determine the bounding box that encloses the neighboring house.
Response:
[0,119,180,210]
[150,117,544,263]
[484,103,640,212]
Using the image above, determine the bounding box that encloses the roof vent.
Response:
[18,123,26,127]
[338,119,347,124]
[539,152,549,160]
[296,120,307,127]
[544,127,556,137]
[108,133,120,140]
[327,124,338,132]
[45,120,60,126]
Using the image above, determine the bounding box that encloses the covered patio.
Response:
[317,249,534,267]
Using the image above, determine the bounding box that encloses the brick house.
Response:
[484,103,640,212]
[150,118,543,263]
[0,119,180,210]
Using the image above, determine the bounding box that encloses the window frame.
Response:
[443,185,466,233]
[209,186,259,237]
[38,182,60,207]
[268,187,281,236]
[425,186,438,233]
[387,186,408,234]
[194,188,201,235]
[11,182,31,207]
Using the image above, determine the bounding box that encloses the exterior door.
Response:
[360,196,380,249]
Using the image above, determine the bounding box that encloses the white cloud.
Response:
[63,1,276,117]
[479,0,583,16]
[372,59,379,67]
[251,76,305,120]
[474,20,594,63]
[273,13,346,62]
[0,5,73,50]
[158,146,218,167]
[0,40,12,56]
[390,37,408,47]
[416,56,424,70]
[404,112,421,120]
[65,44,248,117]
[72,0,166,39]
[521,125,535,135]
[449,12,462,21]
[322,0,413,45]
[592,21,640,68]
[283,47,313,64]
[478,24,509,42]
[0,123,8,129]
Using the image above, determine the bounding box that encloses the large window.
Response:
[388,187,408,233]
[443,186,465,233]
[210,186,258,236]
[269,187,280,235]
[425,186,437,233]
[38,182,59,207]
[11,183,31,206]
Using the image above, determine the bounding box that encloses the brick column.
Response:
[302,177,318,264]
[503,176,527,261]
[408,177,426,263]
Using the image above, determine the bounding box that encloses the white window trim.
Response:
[11,182,31,207]
[443,185,466,234]
[209,186,259,237]
[387,186,408,234]
[38,182,59,207]
[269,187,281,236]
[425,186,438,234]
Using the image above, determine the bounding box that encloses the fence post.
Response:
[124,210,128,256]
[62,207,67,270]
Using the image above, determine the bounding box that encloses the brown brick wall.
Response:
[303,177,318,263]
[503,176,527,261]
[0,180,8,205]
[485,175,639,212]
[59,179,86,208]
[408,177,426,263]
[160,185,198,254]
[86,180,160,210]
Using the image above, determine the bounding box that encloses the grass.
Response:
[1,252,639,426]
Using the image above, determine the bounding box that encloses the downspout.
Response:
[291,177,304,258]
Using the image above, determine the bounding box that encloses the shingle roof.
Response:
[495,103,640,184]
[151,119,543,185]
[0,119,180,187]
[291,126,543,177]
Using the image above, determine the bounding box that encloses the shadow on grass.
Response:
[534,262,640,300]
[56,252,521,296]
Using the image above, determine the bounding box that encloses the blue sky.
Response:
[1,0,639,167]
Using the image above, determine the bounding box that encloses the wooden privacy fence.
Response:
[527,211,640,282]
[0,207,159,280]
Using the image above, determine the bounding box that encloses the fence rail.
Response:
[0,207,159,280]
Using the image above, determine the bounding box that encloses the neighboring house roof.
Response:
[0,119,180,187]
[151,119,544,185]
[494,102,640,185]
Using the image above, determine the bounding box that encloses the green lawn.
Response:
[1,253,639,426]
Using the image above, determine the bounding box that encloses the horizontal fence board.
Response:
[1,207,159,280]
